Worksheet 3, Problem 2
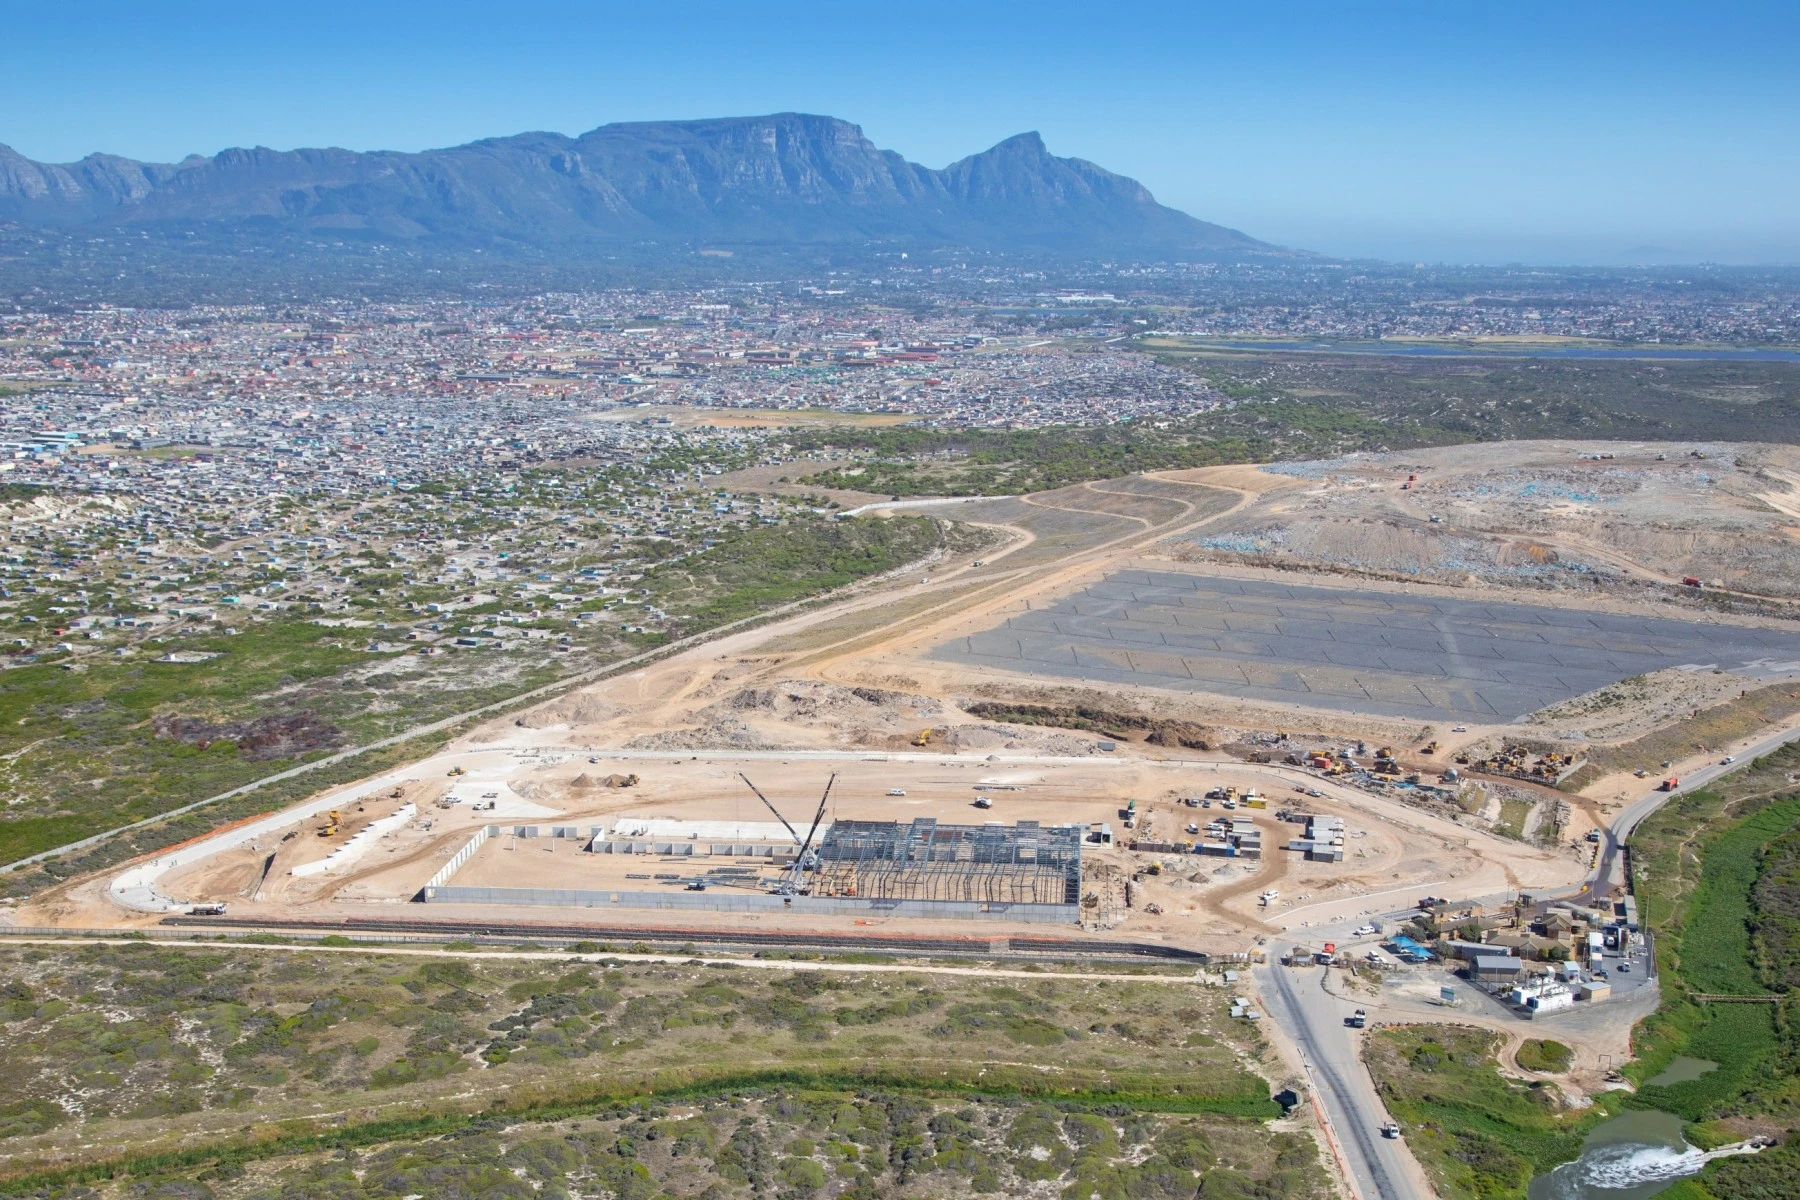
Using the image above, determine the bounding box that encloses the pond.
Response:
[1643,1056,1718,1087]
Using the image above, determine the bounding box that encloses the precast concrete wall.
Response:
[423,826,491,892]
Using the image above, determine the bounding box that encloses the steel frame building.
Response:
[811,818,1082,907]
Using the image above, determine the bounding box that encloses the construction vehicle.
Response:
[912,729,931,747]
[317,810,340,837]
[1421,740,1439,755]
[448,765,466,776]
[1659,777,1680,792]
[189,902,228,916]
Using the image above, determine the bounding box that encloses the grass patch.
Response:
[644,514,940,632]
[0,615,565,869]
[1496,797,1532,840]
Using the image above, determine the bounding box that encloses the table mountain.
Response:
[0,113,1265,257]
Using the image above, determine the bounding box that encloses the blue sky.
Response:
[4,1,1797,264]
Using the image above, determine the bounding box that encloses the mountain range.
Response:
[0,113,1265,258]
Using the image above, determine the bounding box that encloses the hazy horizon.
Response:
[8,0,1797,267]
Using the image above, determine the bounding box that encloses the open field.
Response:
[1142,342,1800,449]
[0,939,1312,1188]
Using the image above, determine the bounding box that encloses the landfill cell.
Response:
[931,569,1800,721]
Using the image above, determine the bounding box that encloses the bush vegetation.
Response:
[1515,1040,1573,1074]
[0,943,1290,1191]
[0,515,944,874]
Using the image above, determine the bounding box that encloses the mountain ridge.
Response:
[0,113,1270,258]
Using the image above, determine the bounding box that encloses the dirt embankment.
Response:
[1566,680,1800,792]
[961,701,1214,749]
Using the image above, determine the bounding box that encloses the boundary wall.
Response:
[422,883,1079,924]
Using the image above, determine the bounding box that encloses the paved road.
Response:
[1584,718,1800,901]
[1257,956,1425,1200]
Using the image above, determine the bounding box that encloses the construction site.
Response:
[419,785,1086,923]
[22,440,1800,970]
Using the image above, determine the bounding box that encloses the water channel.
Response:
[1180,338,1800,363]
[1527,1103,1759,1200]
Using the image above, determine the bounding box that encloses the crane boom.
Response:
[794,773,836,865]
[738,773,803,845]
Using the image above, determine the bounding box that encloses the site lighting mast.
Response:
[737,772,836,896]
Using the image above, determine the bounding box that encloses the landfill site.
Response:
[31,440,1800,970]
